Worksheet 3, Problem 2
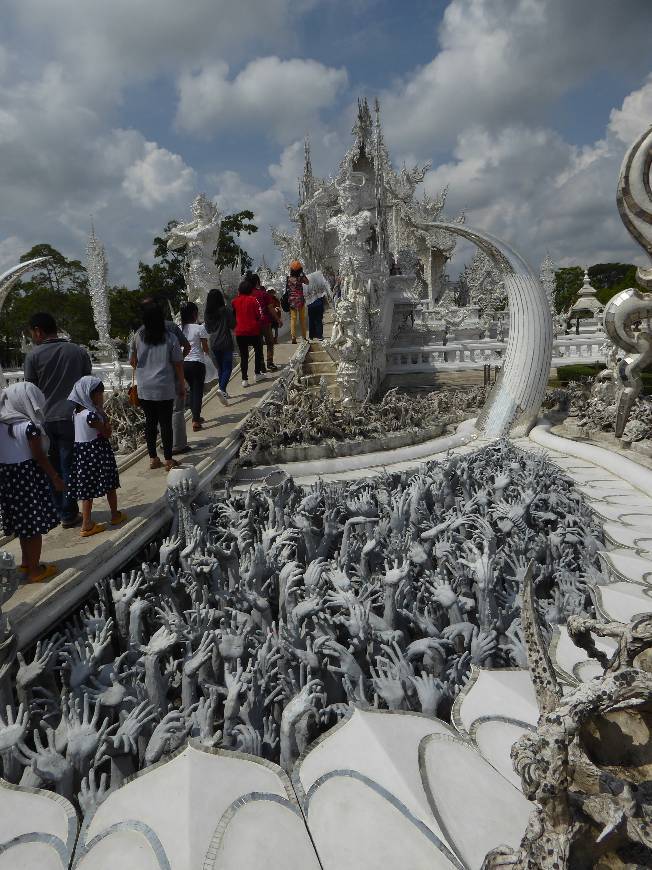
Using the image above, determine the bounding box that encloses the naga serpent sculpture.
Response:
[603,124,652,436]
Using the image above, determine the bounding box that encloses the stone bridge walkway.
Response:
[3,337,299,648]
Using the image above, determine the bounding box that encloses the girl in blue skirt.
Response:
[68,376,127,538]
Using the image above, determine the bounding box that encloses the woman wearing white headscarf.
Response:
[68,376,125,537]
[0,382,62,583]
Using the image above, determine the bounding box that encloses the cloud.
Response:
[381,0,652,159]
[122,142,196,208]
[176,56,348,141]
[7,0,301,102]
[0,235,29,274]
[608,73,652,144]
[422,109,646,271]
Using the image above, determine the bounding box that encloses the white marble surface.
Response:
[453,668,539,737]
[421,733,532,869]
[78,744,305,870]
[0,779,77,870]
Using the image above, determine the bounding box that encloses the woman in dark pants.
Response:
[131,304,185,471]
[231,280,264,388]
[181,302,209,431]
[308,297,325,339]
[204,288,236,403]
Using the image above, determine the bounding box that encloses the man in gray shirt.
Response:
[24,312,92,527]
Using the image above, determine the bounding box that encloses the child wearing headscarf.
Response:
[0,382,62,583]
[68,376,125,538]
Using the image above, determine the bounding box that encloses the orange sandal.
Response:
[26,564,58,584]
[110,511,129,526]
[80,522,106,538]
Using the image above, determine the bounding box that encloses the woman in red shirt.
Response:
[251,273,281,371]
[231,280,265,388]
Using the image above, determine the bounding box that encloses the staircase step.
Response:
[302,372,338,386]
[303,362,336,375]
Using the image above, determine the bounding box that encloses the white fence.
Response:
[2,362,126,388]
[386,335,605,374]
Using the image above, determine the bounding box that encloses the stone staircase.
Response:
[300,342,342,400]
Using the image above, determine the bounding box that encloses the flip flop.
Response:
[81,522,107,538]
[26,564,57,584]
[110,511,128,526]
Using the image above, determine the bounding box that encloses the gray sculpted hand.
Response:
[17,727,74,796]
[144,710,188,766]
[111,701,157,755]
[410,672,445,716]
[0,704,29,752]
[16,638,63,691]
[370,661,405,710]
[78,768,112,818]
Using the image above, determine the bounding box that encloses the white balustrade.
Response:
[386,334,605,374]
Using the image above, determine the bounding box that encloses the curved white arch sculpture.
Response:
[429,223,553,437]
[617,123,652,289]
[0,257,51,387]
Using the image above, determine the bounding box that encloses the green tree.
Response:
[554,262,649,314]
[136,211,258,308]
[553,266,583,313]
[108,285,146,341]
[216,210,257,272]
[1,244,95,368]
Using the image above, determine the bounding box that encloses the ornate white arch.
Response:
[429,224,553,437]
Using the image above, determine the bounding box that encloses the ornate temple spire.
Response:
[569,266,602,320]
[373,98,389,269]
[299,136,315,207]
[352,97,373,155]
[539,251,557,316]
[86,220,114,358]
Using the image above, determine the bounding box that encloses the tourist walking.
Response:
[24,312,92,528]
[308,296,325,340]
[267,287,283,345]
[140,297,191,455]
[0,383,62,583]
[232,279,265,388]
[131,304,185,471]
[204,288,236,404]
[286,260,309,343]
[251,273,281,371]
[68,376,126,537]
[181,302,209,430]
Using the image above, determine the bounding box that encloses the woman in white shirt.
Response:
[181,302,209,431]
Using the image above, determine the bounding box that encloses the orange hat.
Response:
[289,259,303,272]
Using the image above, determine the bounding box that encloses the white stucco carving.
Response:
[166,193,222,313]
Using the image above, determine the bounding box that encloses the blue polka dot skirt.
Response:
[69,438,120,501]
[0,459,59,539]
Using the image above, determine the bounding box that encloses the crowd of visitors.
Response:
[0,261,328,584]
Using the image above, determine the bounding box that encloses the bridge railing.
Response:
[385,334,606,373]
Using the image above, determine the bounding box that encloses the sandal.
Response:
[81,522,107,538]
[110,511,129,526]
[165,459,180,472]
[192,422,203,432]
[26,564,58,584]
[150,457,163,470]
